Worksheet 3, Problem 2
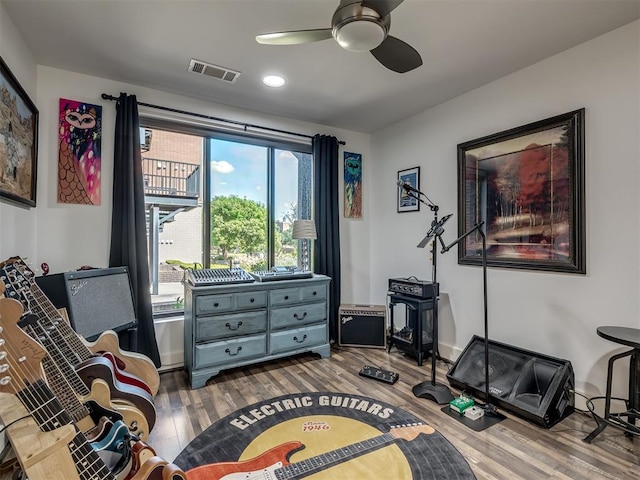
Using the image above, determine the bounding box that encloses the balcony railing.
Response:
[143,157,200,198]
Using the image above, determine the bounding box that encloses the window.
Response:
[140,120,313,316]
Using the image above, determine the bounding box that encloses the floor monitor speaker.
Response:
[338,304,386,348]
[446,336,575,428]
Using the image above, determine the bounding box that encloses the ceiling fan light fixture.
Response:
[335,20,385,52]
[263,74,286,88]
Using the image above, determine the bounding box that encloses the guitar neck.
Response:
[29,283,94,362]
[16,379,115,480]
[275,432,396,479]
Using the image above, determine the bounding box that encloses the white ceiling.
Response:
[3,0,639,133]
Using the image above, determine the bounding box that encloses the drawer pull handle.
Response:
[313,291,317,296]
[226,321,243,331]
[293,312,308,321]
[250,298,255,303]
[214,302,219,307]
[293,334,307,344]
[225,346,243,356]
[284,295,289,300]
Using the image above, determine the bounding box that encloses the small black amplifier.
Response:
[388,278,438,299]
[339,304,386,348]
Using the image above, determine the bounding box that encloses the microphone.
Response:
[397,179,422,195]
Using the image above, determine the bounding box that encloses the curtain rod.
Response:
[101,93,345,145]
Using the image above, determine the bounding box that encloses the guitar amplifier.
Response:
[338,304,387,349]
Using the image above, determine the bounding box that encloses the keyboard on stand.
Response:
[185,267,255,286]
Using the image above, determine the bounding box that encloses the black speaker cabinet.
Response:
[446,336,575,428]
[338,304,386,348]
[36,267,138,341]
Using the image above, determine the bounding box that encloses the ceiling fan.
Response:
[255,0,422,74]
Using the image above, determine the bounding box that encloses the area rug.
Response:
[174,392,476,479]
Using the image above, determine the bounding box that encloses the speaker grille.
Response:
[64,267,138,340]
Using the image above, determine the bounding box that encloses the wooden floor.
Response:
[148,346,639,479]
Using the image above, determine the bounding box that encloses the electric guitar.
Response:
[26,312,151,439]
[0,296,186,480]
[185,423,435,480]
[0,257,159,396]
[0,259,157,430]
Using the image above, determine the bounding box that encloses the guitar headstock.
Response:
[389,423,435,441]
[0,257,37,312]
[0,298,46,395]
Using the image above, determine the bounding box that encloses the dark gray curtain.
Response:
[312,134,341,343]
[109,93,161,367]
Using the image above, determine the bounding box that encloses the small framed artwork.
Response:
[0,56,38,208]
[457,108,585,274]
[397,166,420,213]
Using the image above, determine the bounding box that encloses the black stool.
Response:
[583,326,640,443]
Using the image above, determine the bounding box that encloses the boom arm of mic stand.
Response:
[406,191,438,211]
[441,221,485,253]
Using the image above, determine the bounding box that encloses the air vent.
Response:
[188,59,241,83]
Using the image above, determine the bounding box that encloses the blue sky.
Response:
[209,139,299,219]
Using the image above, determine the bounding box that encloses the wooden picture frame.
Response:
[457,109,585,274]
[397,166,420,213]
[0,56,38,208]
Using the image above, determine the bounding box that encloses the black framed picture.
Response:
[397,166,420,213]
[0,56,38,208]
[457,109,585,274]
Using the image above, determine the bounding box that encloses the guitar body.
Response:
[76,356,157,432]
[128,456,188,480]
[82,377,150,440]
[91,419,130,453]
[185,442,304,480]
[86,330,160,396]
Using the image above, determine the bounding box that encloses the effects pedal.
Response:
[359,365,399,385]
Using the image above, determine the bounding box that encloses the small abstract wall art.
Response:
[344,151,362,218]
[58,98,102,205]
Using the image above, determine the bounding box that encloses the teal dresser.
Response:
[184,274,331,388]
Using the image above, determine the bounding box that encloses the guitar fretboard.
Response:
[275,432,395,479]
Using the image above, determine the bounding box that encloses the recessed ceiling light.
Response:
[263,75,286,88]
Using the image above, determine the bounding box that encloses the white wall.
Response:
[0,3,38,263]
[371,21,640,400]
[34,67,371,303]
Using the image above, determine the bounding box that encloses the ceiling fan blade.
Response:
[370,35,422,73]
[256,28,333,45]
[361,0,405,18]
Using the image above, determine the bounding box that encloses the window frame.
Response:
[140,117,314,318]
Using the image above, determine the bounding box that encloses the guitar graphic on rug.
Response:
[185,423,435,480]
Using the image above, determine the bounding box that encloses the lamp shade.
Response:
[292,220,317,240]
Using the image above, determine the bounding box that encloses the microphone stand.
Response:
[440,222,505,429]
[404,190,454,405]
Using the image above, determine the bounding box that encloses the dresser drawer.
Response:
[196,294,234,315]
[269,287,302,306]
[196,311,267,342]
[270,324,327,354]
[195,334,267,368]
[270,302,327,330]
[236,291,268,309]
[300,284,327,302]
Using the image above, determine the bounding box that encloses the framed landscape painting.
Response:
[457,109,585,274]
[0,56,38,208]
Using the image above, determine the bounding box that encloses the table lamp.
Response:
[292,220,317,272]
